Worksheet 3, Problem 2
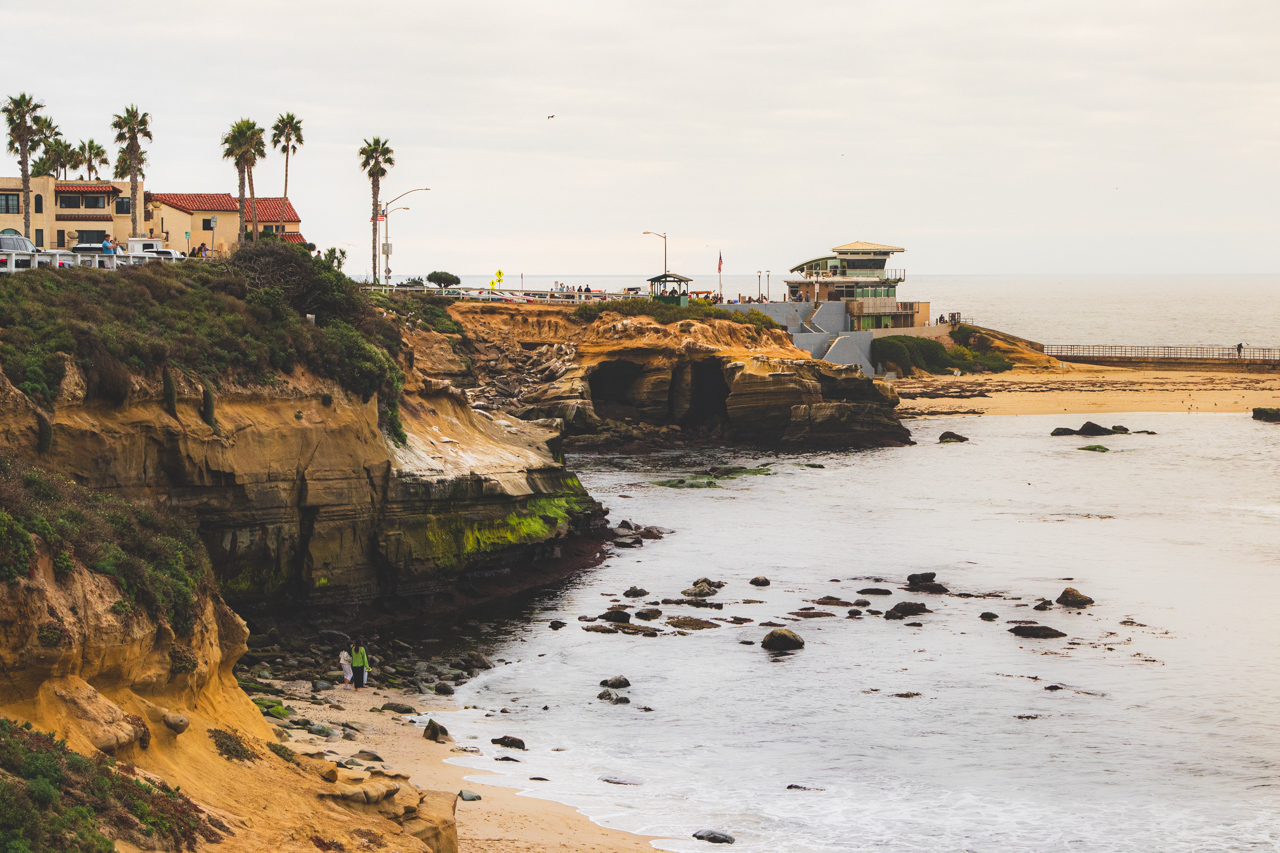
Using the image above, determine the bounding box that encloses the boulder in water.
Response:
[1009,625,1067,639]
[635,608,662,620]
[599,675,631,689]
[857,588,892,596]
[1253,407,1280,423]
[1076,421,1115,436]
[1056,587,1095,608]
[693,829,736,844]
[761,629,805,651]
[549,620,566,630]
[599,610,632,624]
[884,601,931,620]
[980,612,999,621]
[491,736,526,750]
[749,576,771,587]
[939,431,969,443]
[623,586,648,598]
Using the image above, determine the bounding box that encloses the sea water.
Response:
[420,412,1280,852]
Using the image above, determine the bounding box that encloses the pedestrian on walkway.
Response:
[1237,343,1244,358]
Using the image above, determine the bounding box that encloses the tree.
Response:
[77,139,109,180]
[271,113,303,232]
[427,271,461,288]
[111,105,151,237]
[358,137,394,285]
[323,247,347,271]
[221,119,266,244]
[41,139,77,179]
[3,93,46,238]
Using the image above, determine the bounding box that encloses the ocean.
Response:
[378,273,1280,348]
[411,412,1280,852]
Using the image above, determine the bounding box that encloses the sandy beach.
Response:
[893,366,1280,418]
[276,686,662,852]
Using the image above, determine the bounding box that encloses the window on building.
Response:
[202,218,213,231]
[34,229,43,247]
[58,195,81,209]
[115,197,130,214]
[0,194,19,214]
[83,196,106,209]
[56,230,65,248]
[33,194,42,214]
[78,230,106,246]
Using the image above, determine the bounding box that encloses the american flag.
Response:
[718,252,723,273]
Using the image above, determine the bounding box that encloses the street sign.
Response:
[185,231,190,240]
[210,216,218,228]
[382,243,393,255]
[371,215,386,222]
[495,269,504,283]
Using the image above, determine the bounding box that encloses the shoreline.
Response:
[892,367,1280,418]
[275,688,664,852]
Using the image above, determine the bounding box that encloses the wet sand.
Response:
[278,687,661,852]
[894,367,1280,417]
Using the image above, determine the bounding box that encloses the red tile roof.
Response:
[57,183,120,194]
[56,213,114,222]
[280,232,309,245]
[243,197,300,224]
[147,193,240,214]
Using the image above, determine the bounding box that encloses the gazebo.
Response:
[648,272,692,306]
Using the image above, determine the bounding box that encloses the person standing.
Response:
[101,236,113,255]
[350,638,368,691]
[1237,343,1244,358]
[339,646,353,689]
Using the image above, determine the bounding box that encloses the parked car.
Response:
[70,243,105,254]
[0,234,42,269]
[142,248,183,261]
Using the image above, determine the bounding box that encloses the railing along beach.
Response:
[1046,344,1280,361]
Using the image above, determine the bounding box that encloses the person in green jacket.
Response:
[350,639,368,691]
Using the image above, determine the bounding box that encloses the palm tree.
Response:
[358,137,394,284]
[47,139,81,179]
[111,105,152,237]
[221,119,266,243]
[77,140,109,180]
[3,93,46,238]
[271,113,303,232]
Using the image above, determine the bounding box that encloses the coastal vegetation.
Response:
[871,332,1012,376]
[221,118,266,243]
[0,456,211,634]
[571,299,780,331]
[270,112,304,201]
[2,93,44,238]
[0,717,218,851]
[0,240,405,437]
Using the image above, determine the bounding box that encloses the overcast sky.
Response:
[9,1,1279,275]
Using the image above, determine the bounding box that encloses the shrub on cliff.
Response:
[0,459,211,634]
[0,247,402,415]
[872,334,1012,375]
[0,717,220,850]
[570,299,781,330]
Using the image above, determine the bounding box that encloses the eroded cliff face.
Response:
[0,361,605,617]
[438,304,911,449]
[0,541,458,852]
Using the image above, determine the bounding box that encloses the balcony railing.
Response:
[794,268,906,280]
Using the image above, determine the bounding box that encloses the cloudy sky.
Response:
[9,1,1279,275]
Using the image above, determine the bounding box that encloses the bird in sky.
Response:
[547,115,555,119]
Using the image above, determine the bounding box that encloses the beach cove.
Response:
[263,410,1280,852]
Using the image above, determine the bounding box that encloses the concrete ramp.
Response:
[824,333,875,375]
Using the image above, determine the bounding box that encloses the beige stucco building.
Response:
[144,193,242,256]
[0,176,138,248]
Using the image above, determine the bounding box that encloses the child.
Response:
[339,647,353,689]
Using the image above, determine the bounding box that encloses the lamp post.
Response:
[380,187,430,286]
[382,205,410,283]
[643,231,667,274]
[766,270,771,302]
[757,270,762,300]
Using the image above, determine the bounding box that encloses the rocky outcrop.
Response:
[0,364,605,618]
[441,304,910,450]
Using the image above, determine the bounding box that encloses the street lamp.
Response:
[642,231,667,274]
[757,270,762,299]
[766,270,771,302]
[381,206,410,283]
[379,187,430,285]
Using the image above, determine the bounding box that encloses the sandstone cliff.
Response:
[0,517,457,851]
[429,303,911,449]
[0,360,604,618]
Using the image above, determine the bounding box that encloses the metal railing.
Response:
[0,250,184,273]
[361,285,651,304]
[1046,344,1280,361]
[797,268,906,280]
